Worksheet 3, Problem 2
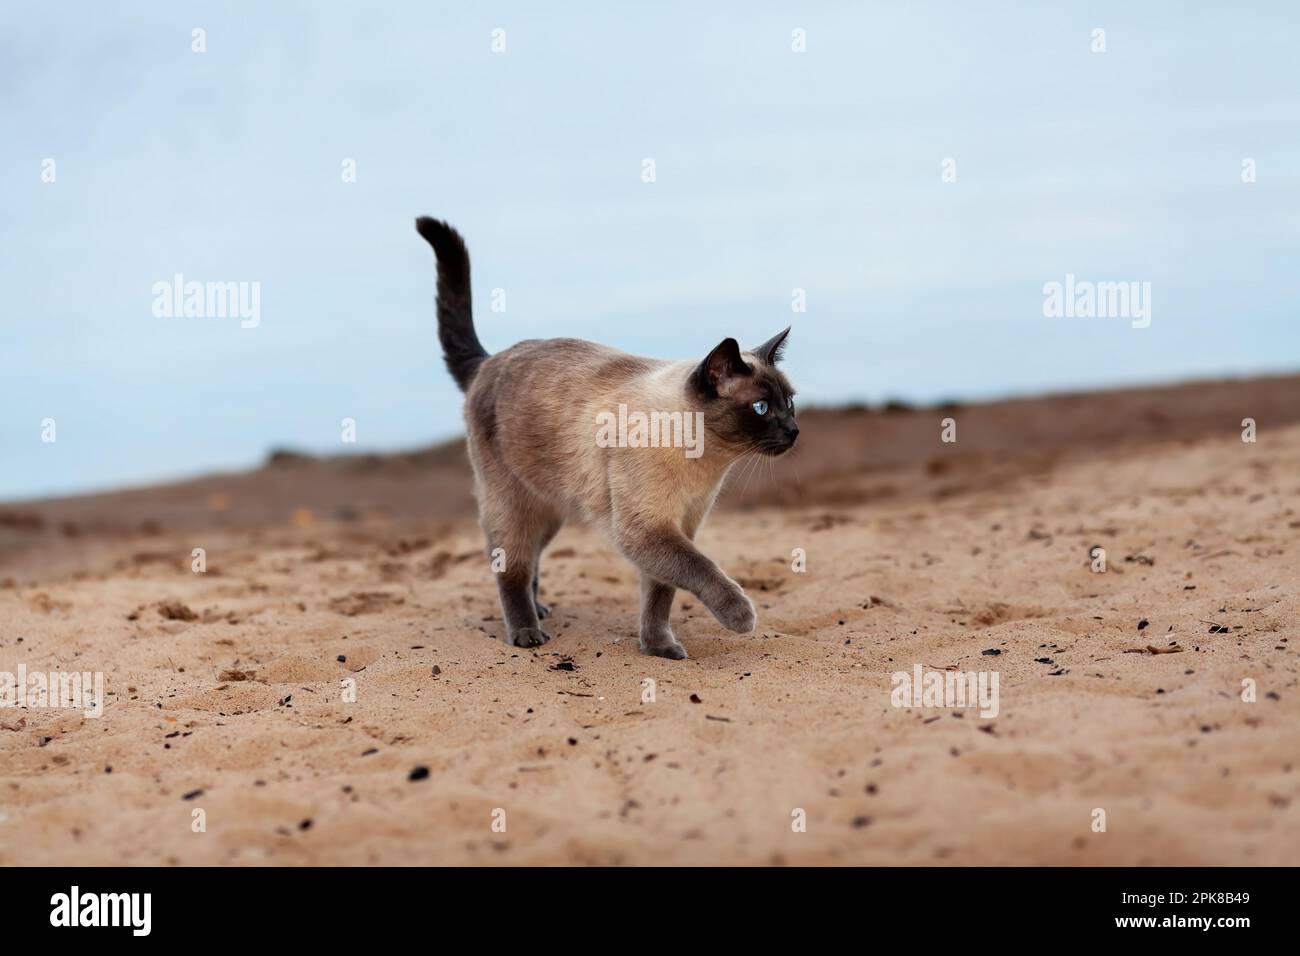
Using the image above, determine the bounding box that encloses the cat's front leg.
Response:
[615,523,756,635]
[697,574,757,633]
[638,575,688,659]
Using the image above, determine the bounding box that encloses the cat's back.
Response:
[496,337,652,382]
[463,337,686,518]
[472,337,658,409]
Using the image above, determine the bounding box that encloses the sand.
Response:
[1,376,1297,865]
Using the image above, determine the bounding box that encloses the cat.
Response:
[416,217,798,659]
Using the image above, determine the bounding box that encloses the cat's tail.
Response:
[415,216,488,392]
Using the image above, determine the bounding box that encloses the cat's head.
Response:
[689,328,798,455]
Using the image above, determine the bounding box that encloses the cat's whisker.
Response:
[735,440,764,464]
[735,454,755,497]
[726,450,751,492]
[722,442,764,491]
[738,447,766,499]
[728,451,756,497]
[788,448,805,500]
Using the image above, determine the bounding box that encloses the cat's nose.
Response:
[786,424,800,444]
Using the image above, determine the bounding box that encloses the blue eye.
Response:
[752,400,769,415]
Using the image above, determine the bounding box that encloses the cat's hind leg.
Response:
[531,517,563,620]
[532,574,549,619]
[477,474,562,649]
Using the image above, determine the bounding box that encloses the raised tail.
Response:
[415,217,488,391]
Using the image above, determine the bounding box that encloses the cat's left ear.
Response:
[753,326,791,365]
[693,337,752,396]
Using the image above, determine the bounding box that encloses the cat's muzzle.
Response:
[762,426,799,455]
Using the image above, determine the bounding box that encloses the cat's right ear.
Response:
[693,337,751,396]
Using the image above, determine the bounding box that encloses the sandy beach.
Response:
[2,375,1297,865]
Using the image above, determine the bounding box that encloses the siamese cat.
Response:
[416,217,798,659]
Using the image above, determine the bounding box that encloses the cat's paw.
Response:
[534,599,551,620]
[709,585,756,634]
[508,626,552,648]
[640,629,689,660]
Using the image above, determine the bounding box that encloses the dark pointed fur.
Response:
[753,326,791,365]
[415,217,488,391]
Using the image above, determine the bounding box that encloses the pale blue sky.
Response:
[2,1,1297,500]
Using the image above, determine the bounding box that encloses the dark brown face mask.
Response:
[692,329,798,455]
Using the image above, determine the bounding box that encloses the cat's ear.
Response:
[753,326,791,365]
[694,337,752,395]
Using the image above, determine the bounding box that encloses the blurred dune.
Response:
[4,373,1298,567]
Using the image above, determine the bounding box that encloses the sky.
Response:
[1,1,1297,500]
